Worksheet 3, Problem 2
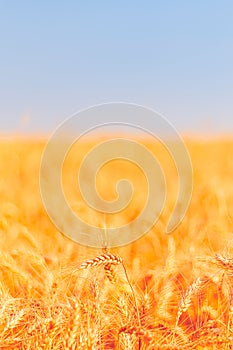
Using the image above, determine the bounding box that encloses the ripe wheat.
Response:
[0,139,232,349]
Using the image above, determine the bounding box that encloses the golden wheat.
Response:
[0,138,232,349]
[104,263,118,283]
[177,277,203,321]
[79,253,122,269]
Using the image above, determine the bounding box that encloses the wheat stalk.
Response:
[78,250,142,348]
[177,277,203,321]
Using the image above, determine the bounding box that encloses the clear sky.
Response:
[0,1,233,134]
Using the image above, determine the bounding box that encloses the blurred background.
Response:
[0,1,232,135]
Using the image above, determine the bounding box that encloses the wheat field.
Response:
[0,137,232,349]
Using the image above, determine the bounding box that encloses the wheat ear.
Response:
[173,277,203,342]
[104,263,118,283]
[215,253,233,272]
[79,250,141,348]
[177,277,203,321]
[79,253,122,269]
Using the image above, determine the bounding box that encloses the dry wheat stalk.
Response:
[157,279,175,322]
[177,277,203,321]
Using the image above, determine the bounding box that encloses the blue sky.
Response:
[0,1,233,134]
